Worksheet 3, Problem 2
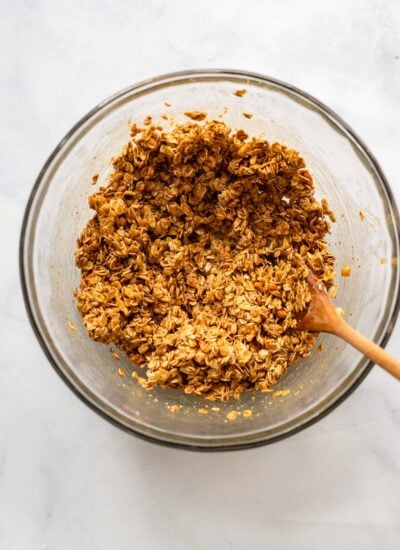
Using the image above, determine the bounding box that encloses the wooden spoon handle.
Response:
[333,318,400,380]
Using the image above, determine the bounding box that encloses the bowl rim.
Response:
[19,68,400,451]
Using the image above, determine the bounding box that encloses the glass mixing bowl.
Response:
[20,70,400,450]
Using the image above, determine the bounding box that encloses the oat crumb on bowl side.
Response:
[335,307,345,317]
[184,111,207,121]
[168,404,181,413]
[234,89,247,97]
[341,266,351,277]
[273,389,291,399]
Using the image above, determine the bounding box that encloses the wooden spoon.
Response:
[297,271,400,380]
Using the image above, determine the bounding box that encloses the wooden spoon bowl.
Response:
[298,271,400,380]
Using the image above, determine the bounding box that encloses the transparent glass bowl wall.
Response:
[21,71,400,449]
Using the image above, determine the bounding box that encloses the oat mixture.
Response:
[75,119,335,400]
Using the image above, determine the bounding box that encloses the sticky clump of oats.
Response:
[75,118,335,401]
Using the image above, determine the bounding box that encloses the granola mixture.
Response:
[75,119,335,400]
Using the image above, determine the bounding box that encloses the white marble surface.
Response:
[1,1,400,548]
